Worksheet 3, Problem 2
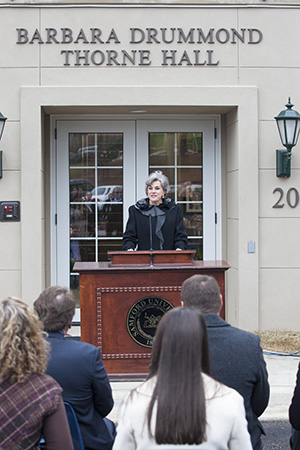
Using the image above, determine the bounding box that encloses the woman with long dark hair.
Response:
[113,308,252,449]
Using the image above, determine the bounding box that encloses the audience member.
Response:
[289,362,300,449]
[34,286,115,450]
[113,307,252,450]
[0,297,73,450]
[84,191,96,236]
[102,191,123,237]
[181,274,270,450]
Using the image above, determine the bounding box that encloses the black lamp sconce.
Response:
[0,112,7,179]
[275,98,300,177]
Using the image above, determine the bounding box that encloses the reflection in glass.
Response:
[149,133,202,203]
[70,284,81,308]
[149,133,175,166]
[99,202,123,237]
[69,272,79,298]
[70,238,96,304]
[177,133,202,166]
[177,168,202,202]
[188,239,203,261]
[93,169,123,211]
[70,202,96,238]
[96,168,123,190]
[149,130,203,261]
[69,132,124,306]
[184,213,203,236]
[98,240,123,262]
[97,133,123,166]
[69,168,95,201]
[70,133,96,167]
[70,239,96,276]
[180,204,203,234]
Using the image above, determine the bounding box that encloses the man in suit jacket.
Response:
[34,286,115,450]
[181,275,270,450]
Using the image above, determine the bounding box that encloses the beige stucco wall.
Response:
[0,4,300,330]
[1,0,300,5]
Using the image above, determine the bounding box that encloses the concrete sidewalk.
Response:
[107,353,300,424]
[261,353,299,422]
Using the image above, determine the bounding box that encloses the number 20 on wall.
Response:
[273,187,300,209]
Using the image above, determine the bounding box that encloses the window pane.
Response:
[70,133,96,167]
[94,169,123,215]
[96,169,123,191]
[177,168,202,202]
[188,238,203,261]
[97,133,123,166]
[98,204,123,237]
[98,240,123,261]
[70,239,96,271]
[69,132,124,307]
[177,132,202,166]
[184,212,203,236]
[149,133,175,166]
[70,203,96,238]
[70,239,97,301]
[148,131,203,261]
[70,275,80,307]
[69,168,95,201]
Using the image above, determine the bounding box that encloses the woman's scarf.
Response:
[135,198,174,250]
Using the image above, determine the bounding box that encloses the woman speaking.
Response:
[122,171,188,251]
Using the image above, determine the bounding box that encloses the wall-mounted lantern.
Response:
[275,98,300,177]
[0,112,7,179]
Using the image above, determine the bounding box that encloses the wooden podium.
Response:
[74,251,230,380]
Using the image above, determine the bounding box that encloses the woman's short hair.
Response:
[0,297,49,383]
[34,286,75,332]
[147,307,210,444]
[145,170,170,195]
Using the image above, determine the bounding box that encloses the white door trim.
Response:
[51,115,221,288]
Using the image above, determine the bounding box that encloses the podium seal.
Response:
[127,296,173,348]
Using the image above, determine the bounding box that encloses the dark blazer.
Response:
[204,314,270,450]
[122,198,188,250]
[46,332,114,450]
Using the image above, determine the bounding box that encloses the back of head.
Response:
[148,307,210,444]
[150,307,210,378]
[34,286,75,332]
[0,297,48,383]
[181,275,221,314]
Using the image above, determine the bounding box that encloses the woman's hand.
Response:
[127,248,134,251]
[176,248,182,251]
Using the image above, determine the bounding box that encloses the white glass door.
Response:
[53,117,220,307]
[54,120,135,305]
[136,119,218,260]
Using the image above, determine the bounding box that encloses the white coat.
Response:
[113,374,252,450]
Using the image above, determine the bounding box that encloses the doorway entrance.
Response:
[53,117,220,306]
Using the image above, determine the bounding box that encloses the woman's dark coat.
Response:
[122,198,188,251]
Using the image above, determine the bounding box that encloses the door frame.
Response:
[136,118,219,260]
[51,114,221,290]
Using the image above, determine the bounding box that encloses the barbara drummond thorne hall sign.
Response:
[16,27,263,67]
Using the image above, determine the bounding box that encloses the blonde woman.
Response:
[0,297,73,450]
